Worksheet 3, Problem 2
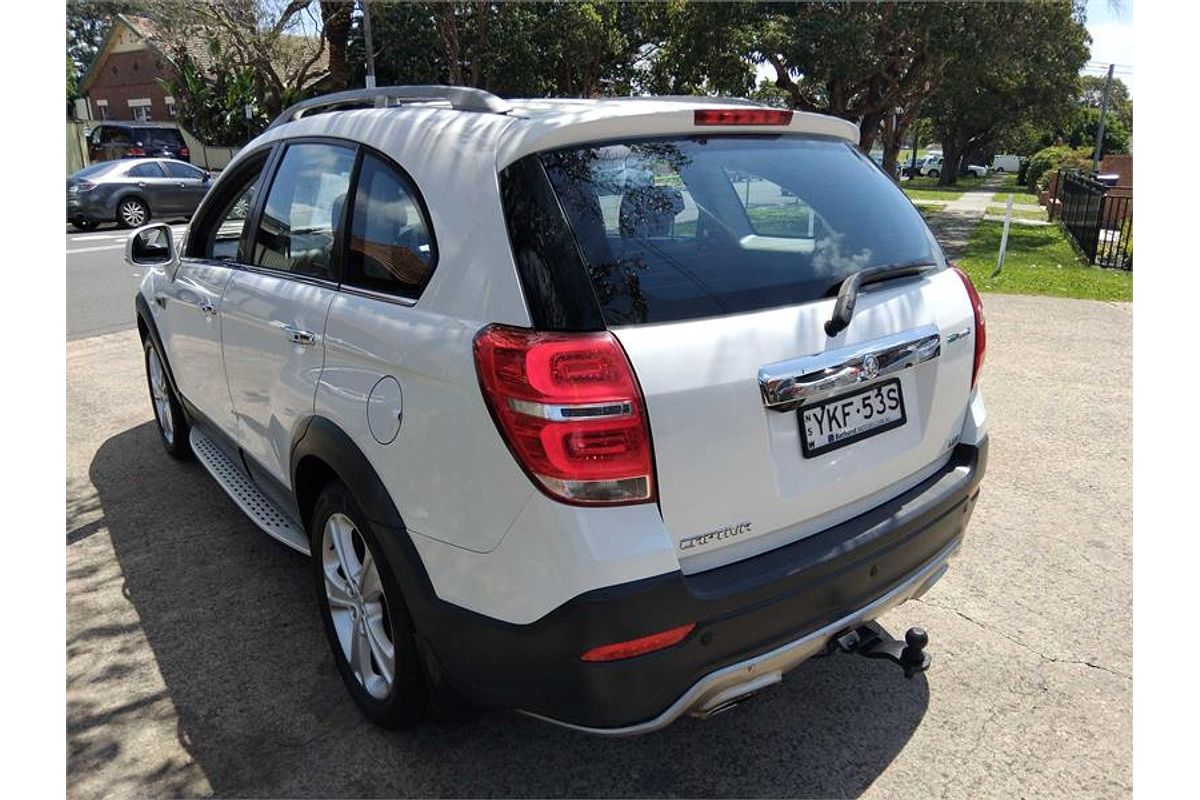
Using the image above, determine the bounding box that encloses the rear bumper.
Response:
[413,438,987,733]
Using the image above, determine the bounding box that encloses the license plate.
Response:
[799,378,906,458]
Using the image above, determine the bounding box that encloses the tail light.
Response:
[128,147,146,156]
[581,623,696,662]
[473,325,655,505]
[951,265,986,388]
[179,146,190,158]
[694,108,793,126]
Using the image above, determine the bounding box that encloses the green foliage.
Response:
[1026,145,1093,192]
[924,2,1090,184]
[159,44,269,147]
[957,221,1131,301]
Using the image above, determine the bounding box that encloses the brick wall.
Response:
[1100,154,1133,188]
[86,50,176,121]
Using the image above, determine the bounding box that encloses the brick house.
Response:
[79,14,329,124]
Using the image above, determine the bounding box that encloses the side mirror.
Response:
[126,223,177,268]
[202,172,212,183]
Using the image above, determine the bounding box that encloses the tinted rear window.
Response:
[537,135,939,326]
[137,128,185,148]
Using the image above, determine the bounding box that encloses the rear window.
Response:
[137,128,185,148]
[534,135,939,326]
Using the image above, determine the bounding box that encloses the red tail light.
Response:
[473,325,655,505]
[179,146,190,157]
[128,147,146,156]
[694,108,793,126]
[580,623,695,662]
[951,265,986,388]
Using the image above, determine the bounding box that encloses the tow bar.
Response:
[831,621,932,678]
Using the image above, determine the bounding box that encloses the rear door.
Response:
[537,135,978,571]
[124,160,178,215]
[220,140,354,488]
[161,160,210,215]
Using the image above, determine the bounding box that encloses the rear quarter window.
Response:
[526,135,939,326]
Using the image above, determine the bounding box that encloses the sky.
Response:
[1084,0,1135,96]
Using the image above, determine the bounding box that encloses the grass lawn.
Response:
[905,188,964,201]
[995,173,1041,205]
[916,206,943,223]
[956,221,1132,302]
[984,205,1047,221]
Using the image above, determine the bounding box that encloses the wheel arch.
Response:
[134,293,182,401]
[115,191,152,219]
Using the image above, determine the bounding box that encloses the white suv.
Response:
[127,87,988,735]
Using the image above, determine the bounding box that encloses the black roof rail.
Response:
[265,85,512,132]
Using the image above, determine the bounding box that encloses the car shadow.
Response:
[75,421,930,799]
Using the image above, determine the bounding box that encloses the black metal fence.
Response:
[1053,170,1133,270]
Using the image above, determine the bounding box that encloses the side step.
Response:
[189,427,310,555]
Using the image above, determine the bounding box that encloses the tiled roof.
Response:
[121,14,328,83]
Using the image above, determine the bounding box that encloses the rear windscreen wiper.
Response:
[824,262,936,337]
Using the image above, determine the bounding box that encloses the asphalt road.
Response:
[66,224,187,341]
[65,293,1132,799]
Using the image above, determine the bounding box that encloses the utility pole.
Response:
[1092,63,1114,174]
[361,0,377,90]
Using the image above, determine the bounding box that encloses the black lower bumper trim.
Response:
[386,438,987,731]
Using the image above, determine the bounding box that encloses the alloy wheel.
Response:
[120,200,147,227]
[147,347,174,445]
[322,512,395,700]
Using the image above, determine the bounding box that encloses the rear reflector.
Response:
[694,108,793,126]
[580,623,696,662]
[951,265,986,388]
[473,325,656,505]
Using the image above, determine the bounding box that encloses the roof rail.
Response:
[265,85,512,132]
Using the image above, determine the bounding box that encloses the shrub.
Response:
[1026,145,1093,193]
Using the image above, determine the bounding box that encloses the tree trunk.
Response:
[882,116,905,177]
[939,137,963,186]
[858,111,884,155]
[320,2,351,92]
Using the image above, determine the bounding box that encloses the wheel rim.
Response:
[322,513,395,700]
[121,201,146,227]
[147,348,174,445]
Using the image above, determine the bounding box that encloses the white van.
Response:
[991,154,1020,173]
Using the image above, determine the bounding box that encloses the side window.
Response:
[345,153,436,297]
[725,168,817,241]
[191,153,269,262]
[127,161,165,178]
[163,161,203,179]
[251,142,354,280]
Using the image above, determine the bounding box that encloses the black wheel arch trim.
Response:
[134,293,182,402]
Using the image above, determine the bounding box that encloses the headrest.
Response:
[619,185,685,238]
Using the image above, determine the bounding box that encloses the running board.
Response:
[189,427,310,555]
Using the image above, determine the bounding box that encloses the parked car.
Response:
[919,154,988,179]
[990,154,1020,173]
[87,121,191,163]
[67,158,211,231]
[127,88,988,735]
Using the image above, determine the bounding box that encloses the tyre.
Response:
[928,169,940,178]
[994,167,1005,173]
[117,197,150,228]
[143,337,191,459]
[71,218,98,232]
[310,481,428,729]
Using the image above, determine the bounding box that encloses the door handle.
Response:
[198,300,216,317]
[284,325,316,346]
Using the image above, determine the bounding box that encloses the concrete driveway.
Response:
[66,293,1131,799]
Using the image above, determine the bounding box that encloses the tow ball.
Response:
[831,621,932,678]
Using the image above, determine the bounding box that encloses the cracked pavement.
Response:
[66,292,1130,798]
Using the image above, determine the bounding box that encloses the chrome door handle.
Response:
[198,301,217,316]
[284,326,316,346]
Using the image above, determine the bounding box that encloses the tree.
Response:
[320,1,353,92]
[924,2,1089,184]
[1079,73,1132,134]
